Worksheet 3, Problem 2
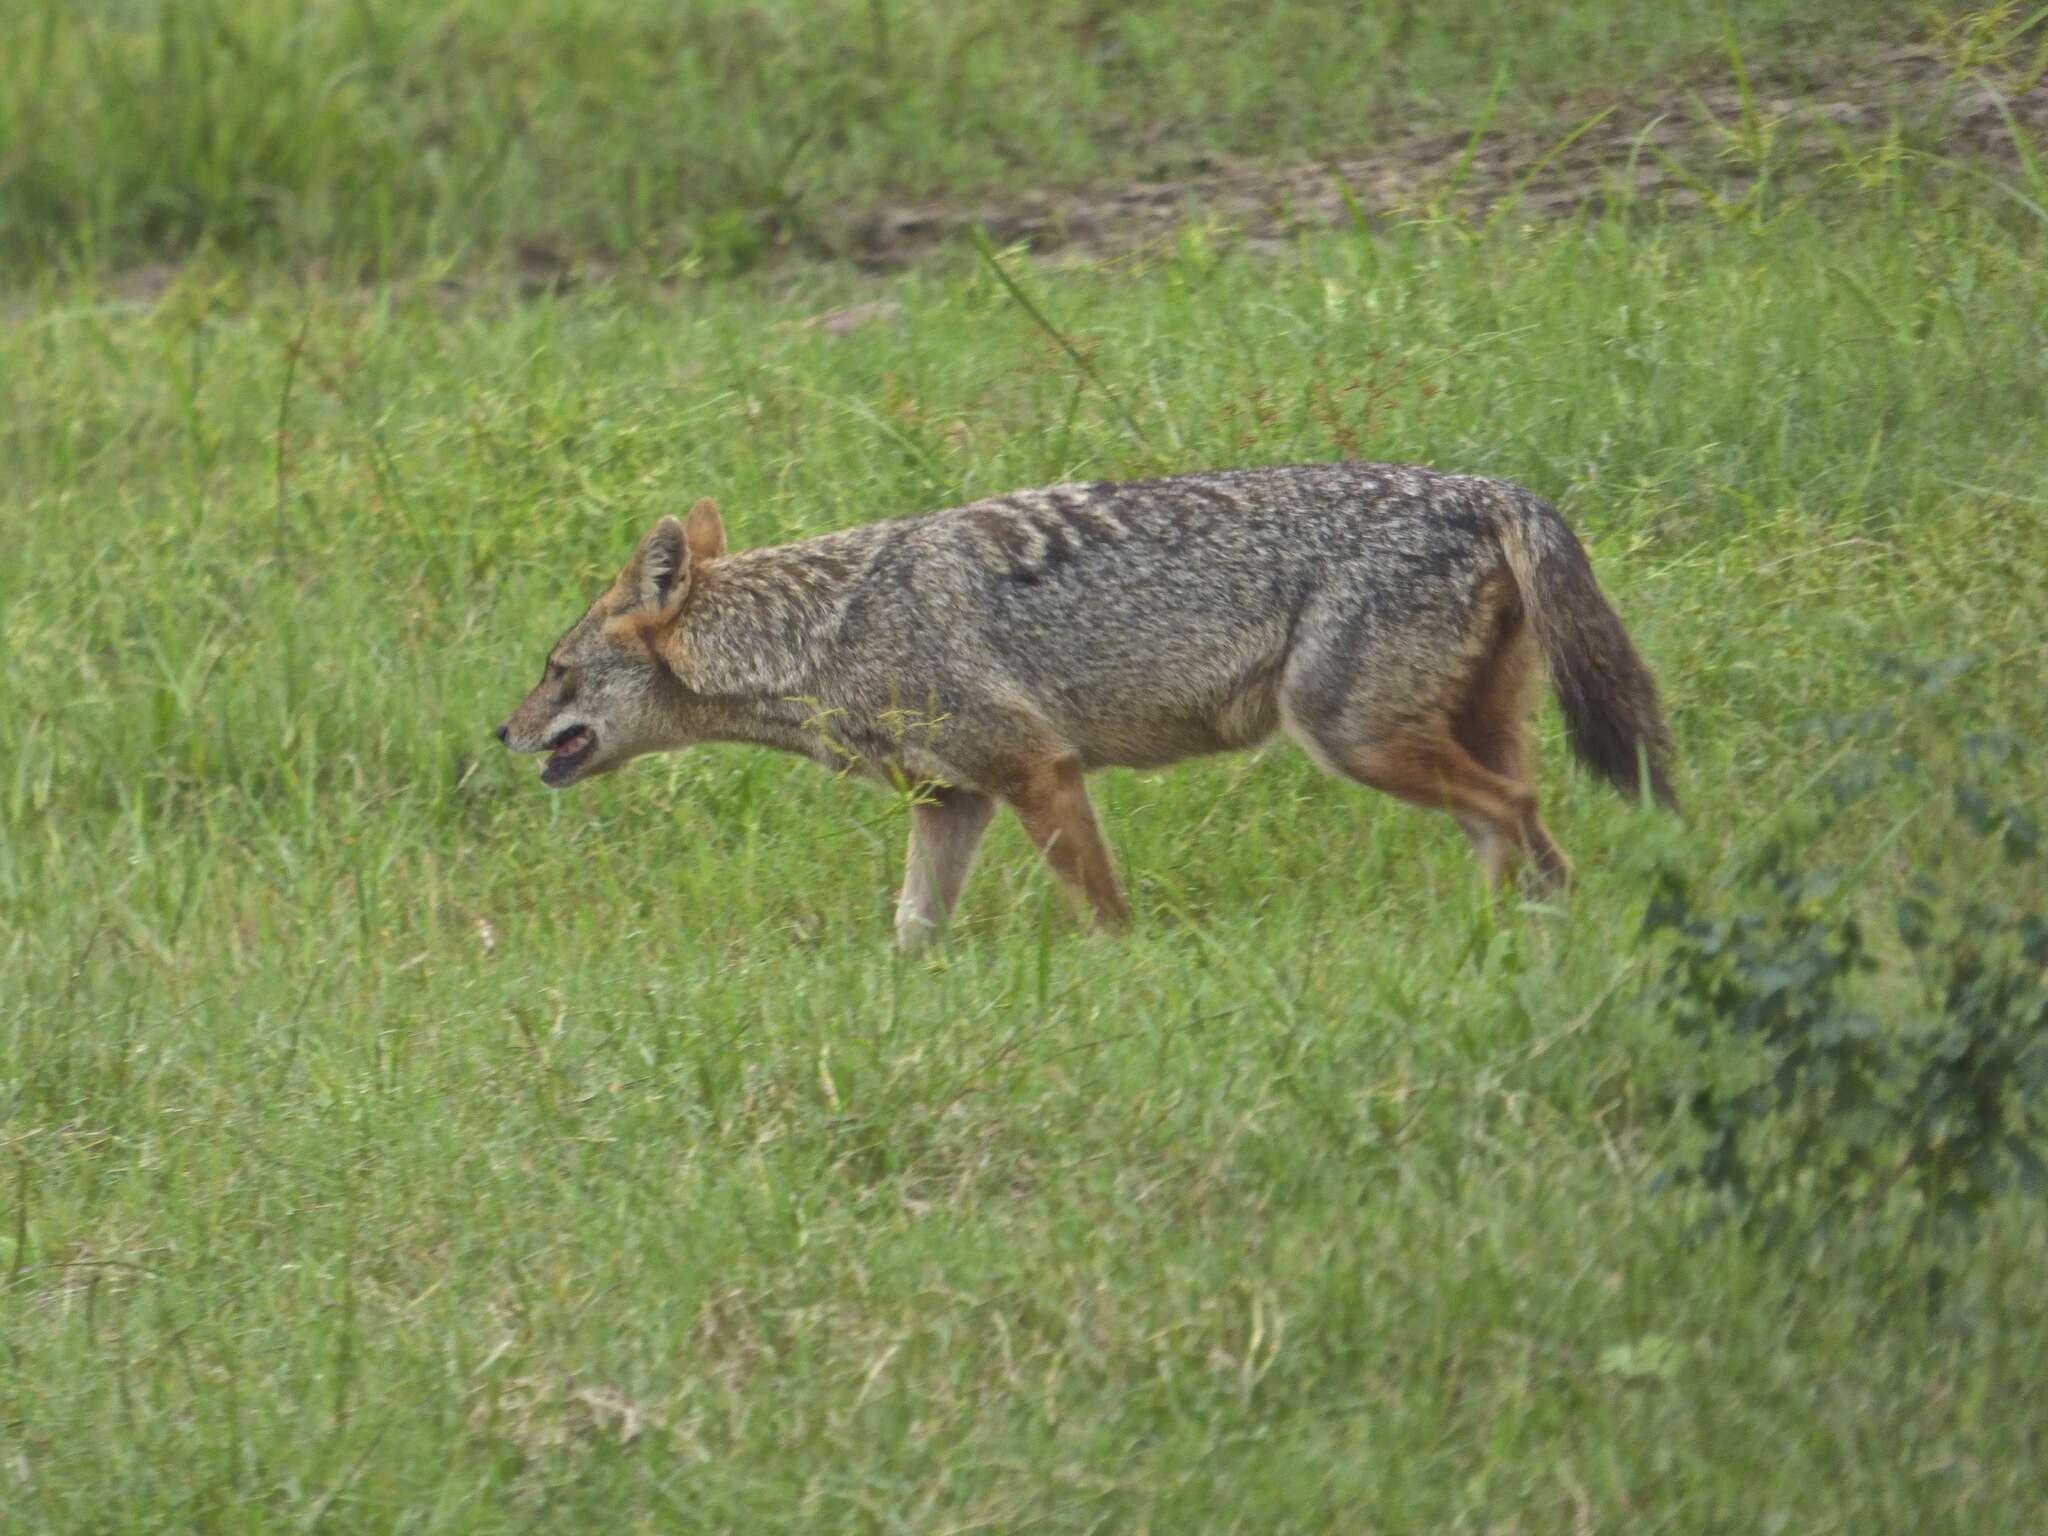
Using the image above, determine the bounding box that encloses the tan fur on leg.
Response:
[1004,756,1132,932]
[1448,604,1570,889]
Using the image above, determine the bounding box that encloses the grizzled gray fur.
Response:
[499,463,1676,945]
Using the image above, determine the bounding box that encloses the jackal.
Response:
[497,464,1676,946]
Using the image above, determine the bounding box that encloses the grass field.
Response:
[1,0,1930,277]
[6,4,2048,1532]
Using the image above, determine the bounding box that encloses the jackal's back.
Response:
[767,464,1513,771]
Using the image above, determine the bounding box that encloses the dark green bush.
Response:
[1648,696,2047,1256]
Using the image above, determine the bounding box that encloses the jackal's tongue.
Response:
[551,727,591,759]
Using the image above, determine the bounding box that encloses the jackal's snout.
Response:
[497,681,602,787]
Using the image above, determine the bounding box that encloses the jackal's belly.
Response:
[1064,668,1284,771]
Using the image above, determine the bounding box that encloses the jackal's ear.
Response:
[684,497,726,562]
[627,516,691,620]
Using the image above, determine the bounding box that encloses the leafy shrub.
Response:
[1646,702,2047,1257]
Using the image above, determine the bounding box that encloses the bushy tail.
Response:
[1495,491,1679,811]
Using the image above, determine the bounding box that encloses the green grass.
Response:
[5,148,2047,1526]
[0,0,1929,277]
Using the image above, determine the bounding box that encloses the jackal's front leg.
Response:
[1004,756,1133,933]
[895,788,996,949]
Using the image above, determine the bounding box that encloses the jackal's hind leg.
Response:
[1309,727,1565,891]
[1003,755,1132,933]
[1453,814,1518,888]
[896,787,997,949]
[1447,616,1570,889]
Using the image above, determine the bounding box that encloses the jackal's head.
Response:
[496,499,725,788]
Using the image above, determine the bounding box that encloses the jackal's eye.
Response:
[546,661,568,684]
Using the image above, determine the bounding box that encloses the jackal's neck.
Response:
[657,538,861,753]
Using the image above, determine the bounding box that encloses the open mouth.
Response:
[540,724,597,786]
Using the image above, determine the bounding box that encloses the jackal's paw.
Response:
[894,914,943,952]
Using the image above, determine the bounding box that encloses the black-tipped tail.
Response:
[1496,494,1678,811]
